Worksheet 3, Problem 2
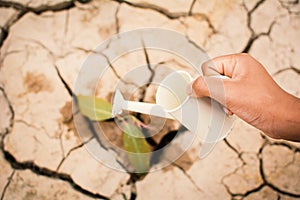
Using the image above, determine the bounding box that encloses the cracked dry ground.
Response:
[0,0,300,199]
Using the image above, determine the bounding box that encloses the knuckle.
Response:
[193,77,207,96]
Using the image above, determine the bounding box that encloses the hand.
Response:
[188,53,300,142]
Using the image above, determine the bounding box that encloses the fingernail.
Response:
[186,82,194,96]
[223,107,229,115]
[223,107,233,115]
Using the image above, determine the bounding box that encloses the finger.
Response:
[187,76,231,106]
[202,54,239,77]
[187,76,209,98]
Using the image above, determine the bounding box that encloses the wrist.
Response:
[269,92,300,141]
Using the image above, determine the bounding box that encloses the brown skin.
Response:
[187,53,300,142]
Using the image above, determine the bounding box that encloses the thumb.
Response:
[187,76,231,107]
[187,76,209,98]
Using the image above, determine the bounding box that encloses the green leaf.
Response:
[77,95,113,121]
[122,116,151,173]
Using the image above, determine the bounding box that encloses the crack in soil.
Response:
[241,0,276,53]
[178,15,217,50]
[221,150,266,198]
[258,139,300,198]
[129,182,137,200]
[110,181,131,200]
[272,66,300,76]
[74,47,122,79]
[14,119,56,140]
[112,0,216,32]
[137,40,155,103]
[74,46,140,88]
[0,0,75,14]
[186,33,210,53]
[112,0,189,19]
[224,138,246,165]
[115,4,121,34]
[1,148,110,200]
[0,87,14,140]
[0,0,79,47]
[0,169,15,200]
[237,184,265,199]
[57,126,65,161]
[220,158,246,197]
[188,0,196,15]
[223,182,265,199]
[221,140,264,197]
[124,174,139,200]
[54,65,74,97]
[99,52,124,80]
[277,0,300,15]
[242,19,276,53]
[0,9,26,47]
[221,135,300,199]
[268,141,300,152]
[56,136,94,171]
[0,86,111,199]
[171,163,203,194]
